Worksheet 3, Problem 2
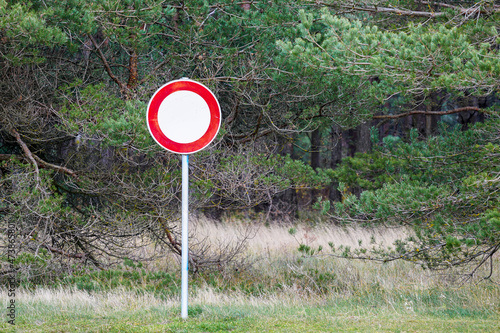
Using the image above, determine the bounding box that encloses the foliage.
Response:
[328,116,500,274]
[279,6,500,100]
[195,150,333,211]
[58,83,153,148]
[331,151,402,191]
[0,0,67,62]
[1,0,500,279]
[1,0,336,279]
[332,119,499,193]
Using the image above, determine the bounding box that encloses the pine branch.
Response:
[372,106,483,120]
[32,155,78,179]
[312,1,500,18]
[420,1,500,14]
[41,243,86,259]
[87,34,126,92]
[9,128,39,182]
[5,132,78,178]
[0,154,18,161]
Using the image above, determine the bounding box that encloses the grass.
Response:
[2,285,499,332]
[2,219,500,332]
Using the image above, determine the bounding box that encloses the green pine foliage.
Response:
[0,0,67,63]
[279,7,499,99]
[330,115,500,271]
[2,0,499,279]
[58,83,152,148]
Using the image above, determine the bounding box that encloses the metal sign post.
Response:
[146,78,221,319]
[181,154,189,318]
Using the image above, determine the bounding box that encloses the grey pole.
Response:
[181,154,189,319]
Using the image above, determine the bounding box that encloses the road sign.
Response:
[147,78,221,154]
[146,78,221,319]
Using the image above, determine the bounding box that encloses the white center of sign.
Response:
[157,90,211,143]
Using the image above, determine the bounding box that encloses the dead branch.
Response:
[227,129,273,144]
[312,1,500,18]
[159,217,182,255]
[33,155,78,179]
[0,153,77,178]
[9,128,39,181]
[419,1,500,15]
[87,34,126,92]
[372,106,482,120]
[41,244,86,259]
[0,154,19,161]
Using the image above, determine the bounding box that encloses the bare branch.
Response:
[0,153,77,178]
[41,244,86,259]
[420,1,500,14]
[87,34,126,91]
[312,1,500,18]
[159,217,182,255]
[373,106,483,120]
[9,128,39,182]
[226,129,273,143]
[0,154,18,161]
[33,155,78,179]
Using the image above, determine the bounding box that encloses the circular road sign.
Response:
[147,78,221,154]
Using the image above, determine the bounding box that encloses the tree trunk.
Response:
[355,121,371,154]
[330,124,342,202]
[310,128,321,170]
[344,128,356,157]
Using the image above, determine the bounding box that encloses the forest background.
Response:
[1,1,500,329]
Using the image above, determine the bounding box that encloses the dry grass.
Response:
[141,218,416,289]
[1,287,167,313]
[190,219,500,297]
[193,218,408,255]
[0,284,307,317]
[121,218,498,291]
[3,218,500,325]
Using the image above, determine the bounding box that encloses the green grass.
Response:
[2,284,499,332]
[2,300,499,332]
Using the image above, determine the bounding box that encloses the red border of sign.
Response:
[147,79,221,154]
